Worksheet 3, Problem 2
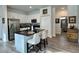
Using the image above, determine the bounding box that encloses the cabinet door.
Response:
[40,16,51,37]
[15,34,25,53]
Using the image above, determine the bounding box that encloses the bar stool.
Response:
[27,33,41,53]
[41,30,48,48]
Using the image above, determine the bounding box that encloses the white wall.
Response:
[0,5,8,42]
[0,5,3,39]
[7,8,28,23]
[52,7,56,37]
[0,6,3,17]
[27,10,40,23]
[67,5,78,28]
[55,8,68,18]
[77,7,79,29]
[0,18,2,39]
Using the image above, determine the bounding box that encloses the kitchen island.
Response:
[15,29,44,53]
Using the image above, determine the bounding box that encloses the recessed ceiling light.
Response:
[29,6,32,8]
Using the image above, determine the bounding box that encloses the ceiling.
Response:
[7,5,68,14]
[7,5,48,12]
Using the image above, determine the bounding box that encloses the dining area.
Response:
[15,29,48,53]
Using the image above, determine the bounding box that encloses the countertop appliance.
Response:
[20,23,40,31]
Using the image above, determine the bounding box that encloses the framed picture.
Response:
[69,16,76,23]
[55,18,60,23]
[43,9,48,14]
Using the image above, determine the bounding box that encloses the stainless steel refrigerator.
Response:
[8,18,20,41]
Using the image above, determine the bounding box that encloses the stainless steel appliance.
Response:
[8,18,20,41]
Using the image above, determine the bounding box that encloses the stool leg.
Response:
[46,38,48,45]
[34,45,39,53]
[37,42,42,51]
[39,41,42,51]
[44,39,46,48]
[27,43,29,53]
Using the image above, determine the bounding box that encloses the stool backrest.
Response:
[32,33,40,44]
[41,30,48,39]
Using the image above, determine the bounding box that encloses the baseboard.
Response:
[47,34,52,38]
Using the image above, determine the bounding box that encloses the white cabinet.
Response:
[55,24,61,34]
[40,16,52,38]
[15,33,33,53]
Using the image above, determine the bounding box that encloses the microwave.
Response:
[31,19,37,23]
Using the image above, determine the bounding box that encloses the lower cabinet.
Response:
[15,33,33,53]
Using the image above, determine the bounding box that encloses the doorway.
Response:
[61,17,68,33]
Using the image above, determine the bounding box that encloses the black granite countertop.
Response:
[15,29,44,36]
[15,31,34,36]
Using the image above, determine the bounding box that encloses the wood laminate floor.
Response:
[48,33,79,53]
[0,33,79,53]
